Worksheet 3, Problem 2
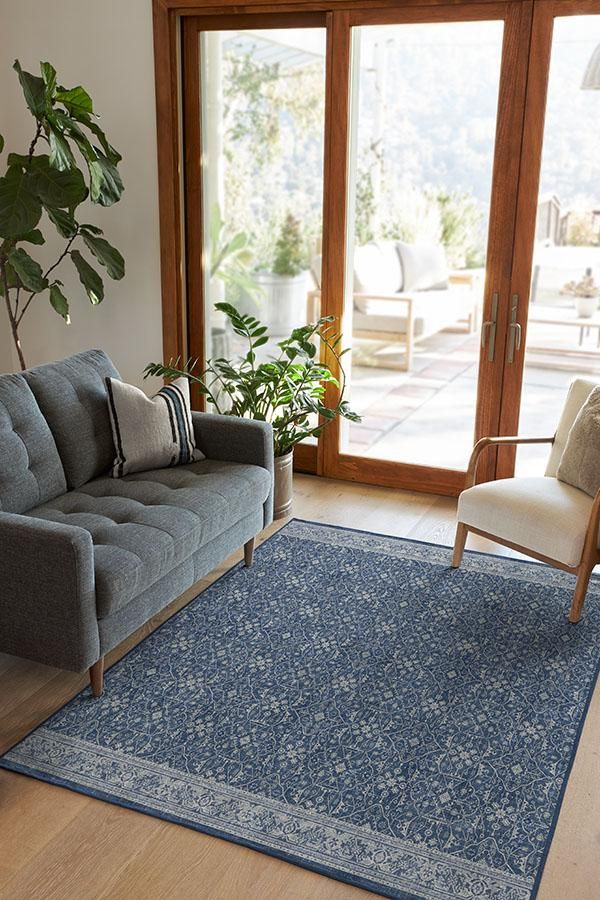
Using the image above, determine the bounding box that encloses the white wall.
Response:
[0,0,164,389]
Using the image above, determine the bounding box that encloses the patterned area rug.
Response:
[2,520,599,900]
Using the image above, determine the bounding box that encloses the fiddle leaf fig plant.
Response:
[145,303,361,458]
[0,60,125,370]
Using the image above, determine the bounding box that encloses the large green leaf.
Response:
[46,207,78,238]
[40,61,57,99]
[8,247,48,292]
[48,127,76,172]
[82,233,124,280]
[49,283,70,322]
[88,154,124,206]
[20,228,45,245]
[55,85,93,117]
[0,261,20,296]
[31,156,87,208]
[13,60,48,118]
[71,249,104,303]
[0,166,42,238]
[72,112,122,164]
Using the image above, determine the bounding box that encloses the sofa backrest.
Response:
[23,350,121,489]
[0,373,67,513]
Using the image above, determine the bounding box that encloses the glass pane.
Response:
[198,28,326,432]
[516,16,600,475]
[341,21,504,470]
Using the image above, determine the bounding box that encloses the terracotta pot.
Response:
[273,450,294,519]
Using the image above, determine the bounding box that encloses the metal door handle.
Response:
[480,291,498,361]
[507,294,521,363]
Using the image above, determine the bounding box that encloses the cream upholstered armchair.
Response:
[452,379,600,624]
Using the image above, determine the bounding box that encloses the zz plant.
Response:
[0,60,125,370]
[145,303,360,458]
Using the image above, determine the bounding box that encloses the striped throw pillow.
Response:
[105,376,204,477]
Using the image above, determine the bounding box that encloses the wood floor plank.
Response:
[0,473,597,900]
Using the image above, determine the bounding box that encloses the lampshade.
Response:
[581,43,600,89]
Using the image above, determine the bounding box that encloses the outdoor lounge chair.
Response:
[307,241,481,371]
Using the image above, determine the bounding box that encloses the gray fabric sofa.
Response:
[0,350,273,695]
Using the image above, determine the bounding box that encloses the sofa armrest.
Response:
[192,412,274,527]
[0,512,99,672]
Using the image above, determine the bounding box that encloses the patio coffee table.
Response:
[527,305,600,354]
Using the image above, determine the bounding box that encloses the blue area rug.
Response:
[2,520,599,899]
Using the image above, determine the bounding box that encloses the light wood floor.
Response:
[1,474,598,900]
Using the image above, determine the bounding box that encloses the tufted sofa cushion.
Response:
[0,373,66,513]
[23,349,120,490]
[26,458,272,618]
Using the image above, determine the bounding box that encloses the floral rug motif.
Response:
[2,520,599,899]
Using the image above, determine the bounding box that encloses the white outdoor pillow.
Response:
[354,241,403,294]
[105,376,204,477]
[396,241,448,292]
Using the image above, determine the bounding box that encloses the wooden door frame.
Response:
[153,0,535,494]
[497,0,600,477]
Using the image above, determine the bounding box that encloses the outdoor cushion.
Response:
[396,241,448,292]
[0,373,66,514]
[24,349,120,490]
[353,290,473,338]
[354,242,403,294]
[26,458,272,618]
[458,476,594,568]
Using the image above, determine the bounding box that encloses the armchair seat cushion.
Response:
[25,459,272,618]
[458,476,595,568]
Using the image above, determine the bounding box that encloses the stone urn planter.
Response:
[273,450,294,519]
[254,271,308,336]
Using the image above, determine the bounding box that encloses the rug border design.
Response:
[1,518,598,900]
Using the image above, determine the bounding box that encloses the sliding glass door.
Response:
[182,14,327,464]
[499,0,600,477]
[181,1,595,495]
[320,3,533,493]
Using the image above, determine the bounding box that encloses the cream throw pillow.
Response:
[557,385,600,497]
[105,376,204,477]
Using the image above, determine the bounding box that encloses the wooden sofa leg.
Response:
[244,537,255,568]
[89,657,105,697]
[452,523,468,568]
[569,561,594,624]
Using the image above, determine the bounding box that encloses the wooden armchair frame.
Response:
[452,435,600,623]
[306,272,480,372]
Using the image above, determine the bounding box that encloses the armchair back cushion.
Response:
[545,378,598,477]
[24,349,121,489]
[0,373,66,513]
[557,385,600,497]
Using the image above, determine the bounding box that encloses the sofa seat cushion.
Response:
[26,459,272,618]
[458,476,594,568]
[353,289,474,338]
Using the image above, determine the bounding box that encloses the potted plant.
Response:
[254,213,309,335]
[0,60,125,370]
[562,269,599,318]
[145,302,360,519]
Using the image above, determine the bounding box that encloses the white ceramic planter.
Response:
[576,295,598,318]
[273,450,294,520]
[253,271,308,335]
